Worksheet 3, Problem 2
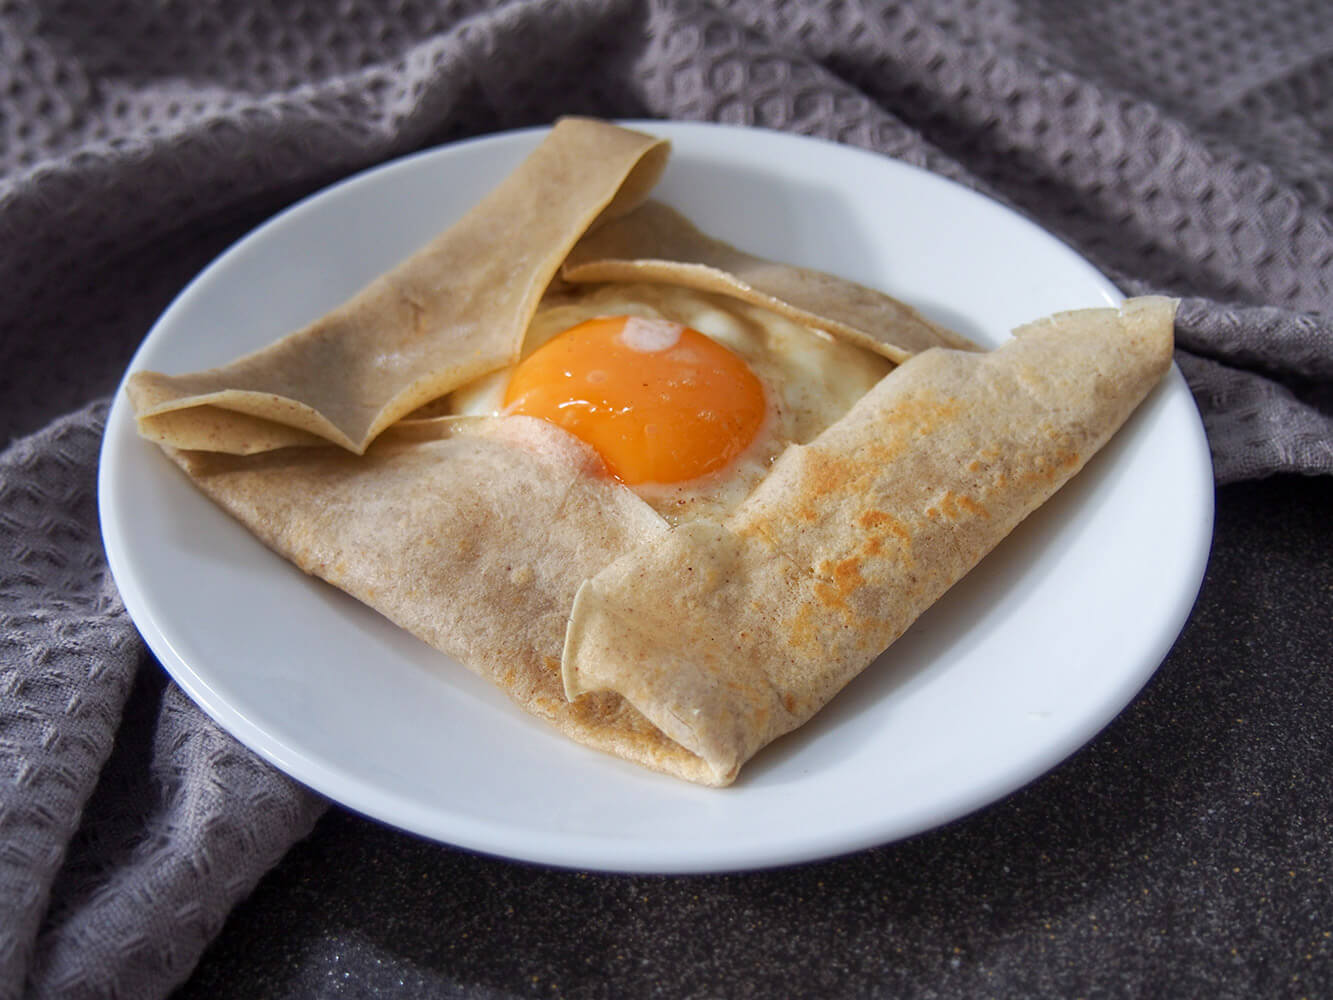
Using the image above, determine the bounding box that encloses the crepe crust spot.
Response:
[787,601,819,650]
[813,555,865,610]
[856,507,915,566]
[954,494,990,518]
[832,555,864,587]
[906,395,959,435]
[795,450,853,521]
[858,509,893,531]
[1019,448,1082,487]
[858,508,913,542]
[924,489,989,522]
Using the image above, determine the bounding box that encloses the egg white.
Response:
[447,282,893,524]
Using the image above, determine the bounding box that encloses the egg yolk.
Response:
[503,315,766,485]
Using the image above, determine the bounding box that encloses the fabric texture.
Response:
[0,1,1329,996]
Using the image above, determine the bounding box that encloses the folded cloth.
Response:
[1,0,1329,996]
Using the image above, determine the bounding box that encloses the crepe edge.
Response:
[561,200,981,362]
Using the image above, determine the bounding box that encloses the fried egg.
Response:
[448,282,894,523]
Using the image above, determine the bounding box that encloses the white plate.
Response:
[99,121,1213,873]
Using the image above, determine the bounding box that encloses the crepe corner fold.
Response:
[126,117,671,456]
[561,199,980,362]
[560,296,1177,784]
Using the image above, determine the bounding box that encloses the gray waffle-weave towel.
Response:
[2,1,1331,996]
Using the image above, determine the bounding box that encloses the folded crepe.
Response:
[127,119,1176,786]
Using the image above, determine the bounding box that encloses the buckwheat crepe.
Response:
[126,118,1176,786]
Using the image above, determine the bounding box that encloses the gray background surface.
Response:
[1,1,1330,997]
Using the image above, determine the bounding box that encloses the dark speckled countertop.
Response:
[172,474,1333,999]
